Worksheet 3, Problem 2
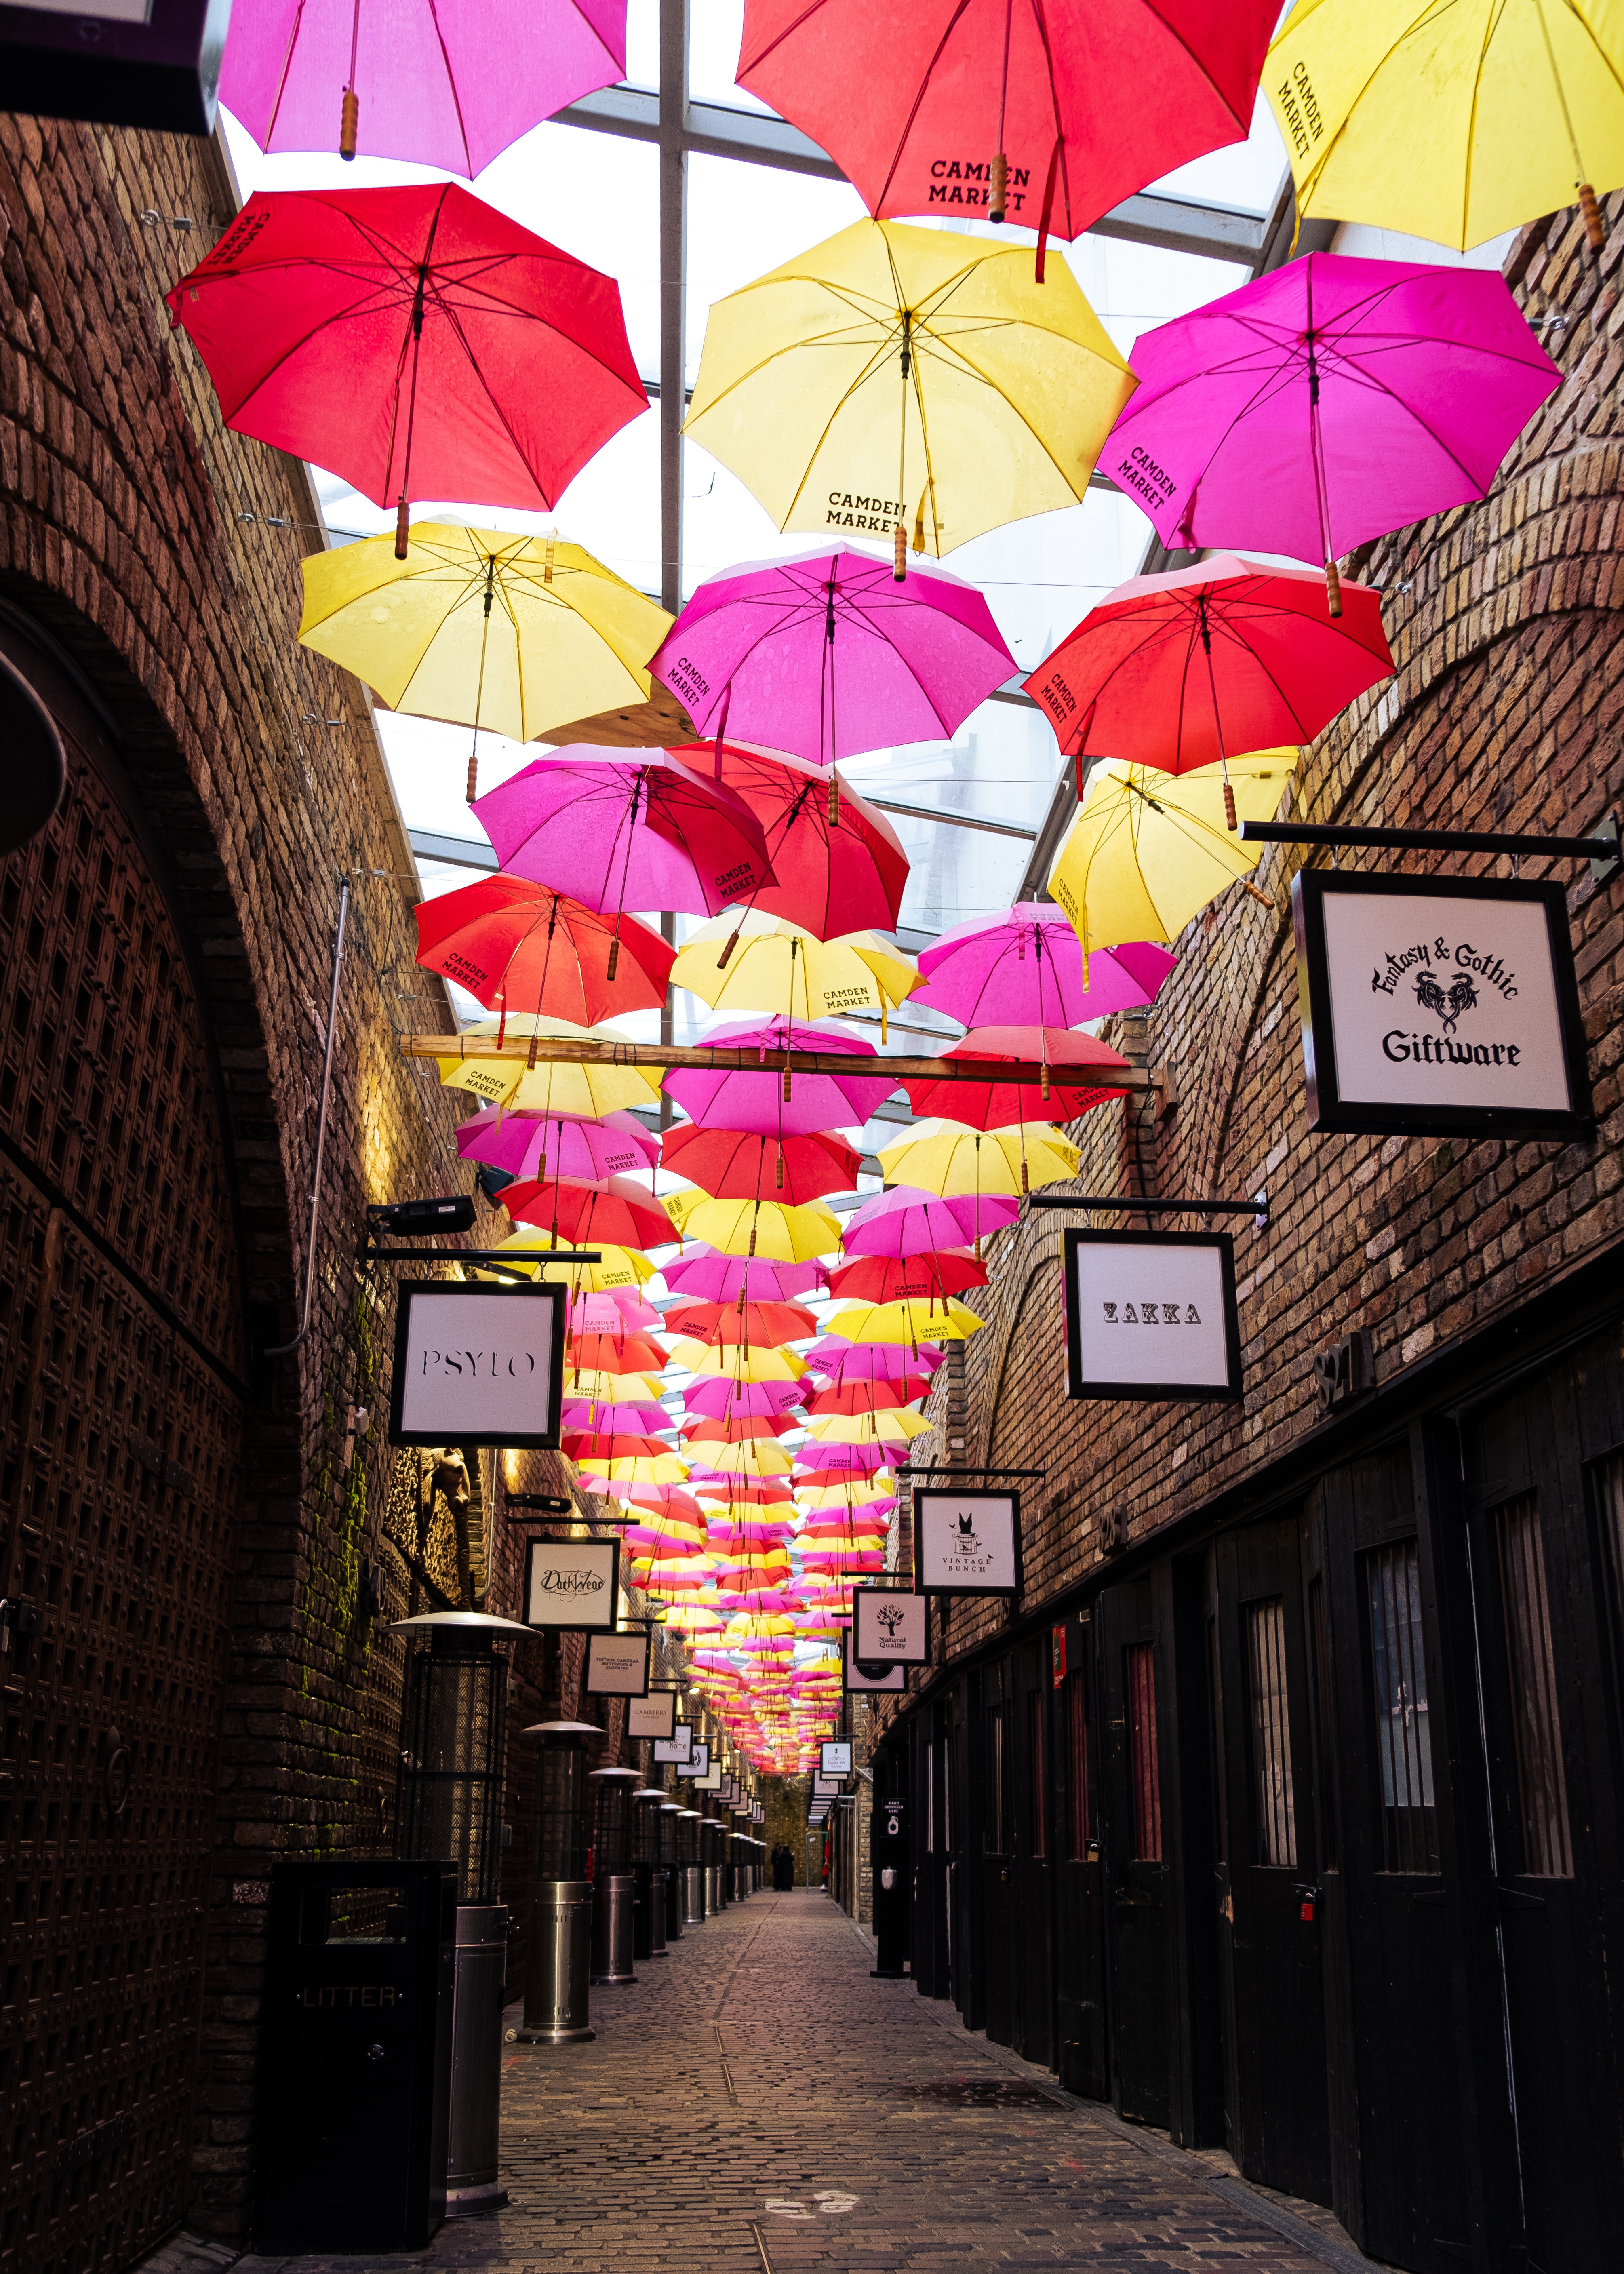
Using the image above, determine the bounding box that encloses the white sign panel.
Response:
[390,1282,564,1447]
[1064,1231,1242,1403]
[1295,871,1591,1140]
[630,1691,678,1740]
[653,1720,693,1764]
[853,1589,929,1667]
[820,1740,853,1777]
[584,1629,650,1697]
[522,1536,619,1630]
[844,1629,906,1691]
[914,1490,1020,1598]
[683,1743,710,1779]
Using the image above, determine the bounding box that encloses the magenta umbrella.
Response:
[843,1184,1020,1260]
[219,0,625,174]
[473,749,776,922]
[915,906,1173,1027]
[663,1017,898,1137]
[457,1106,659,1181]
[805,1339,945,1379]
[562,1396,671,1433]
[647,543,1016,767]
[682,1376,808,1421]
[569,1288,663,1333]
[795,1439,902,1473]
[1100,253,1561,613]
[661,1244,829,1304]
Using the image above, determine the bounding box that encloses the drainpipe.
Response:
[267,880,350,1358]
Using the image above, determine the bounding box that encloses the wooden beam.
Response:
[399,1034,1155,1089]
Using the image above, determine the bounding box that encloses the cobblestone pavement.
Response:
[232,1890,1370,2274]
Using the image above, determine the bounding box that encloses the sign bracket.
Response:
[1241,814,1621,884]
[1030,1193,1269,1229]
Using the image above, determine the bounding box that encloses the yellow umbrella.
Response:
[694,1438,797,1479]
[299,525,675,795]
[1266,0,1624,253]
[685,217,1135,563]
[562,1370,668,1403]
[476,1231,655,1291]
[1046,754,1289,967]
[670,1340,807,1384]
[822,1299,985,1345]
[436,1014,664,1116]
[665,1187,842,1262]
[877,1119,1080,1197]
[579,1453,689,1486]
[803,1408,933,1444]
[670,910,920,1035]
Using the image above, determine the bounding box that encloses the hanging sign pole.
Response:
[1240,814,1620,881]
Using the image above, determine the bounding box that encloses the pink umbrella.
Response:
[562,1396,671,1433]
[661,1245,829,1303]
[805,1340,944,1380]
[663,1016,898,1137]
[569,1288,663,1333]
[843,1184,1020,1259]
[220,0,625,175]
[681,1376,808,1422]
[795,1439,901,1473]
[648,543,1016,767]
[472,750,776,921]
[1099,253,1562,613]
[916,906,1174,1026]
[457,1107,659,1181]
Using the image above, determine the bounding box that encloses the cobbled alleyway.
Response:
[232,1891,1367,2274]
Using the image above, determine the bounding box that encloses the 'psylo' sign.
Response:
[389,1283,565,1448]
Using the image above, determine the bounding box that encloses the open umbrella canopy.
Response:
[826,1251,986,1303]
[807,1335,942,1378]
[662,1016,897,1137]
[680,1412,799,1443]
[1046,752,1290,961]
[672,912,920,1027]
[168,185,645,525]
[219,0,626,174]
[662,1246,829,1303]
[843,1183,1019,1257]
[915,906,1175,1027]
[665,1189,841,1261]
[877,1120,1081,1197]
[823,1298,986,1345]
[563,1334,669,1376]
[475,1232,654,1289]
[665,1299,821,1346]
[666,742,909,936]
[903,1026,1131,1127]
[563,1396,671,1433]
[684,217,1136,558]
[416,878,675,1024]
[503,1175,674,1250]
[693,1439,798,1479]
[561,1366,667,1401]
[1026,554,1393,778]
[680,1373,808,1420]
[456,1106,659,1182]
[562,1429,674,1463]
[472,749,776,919]
[738,0,1279,247]
[661,1126,861,1206]
[674,1340,808,1383]
[650,544,1015,766]
[567,1287,663,1333]
[1265,0,1624,253]
[1101,254,1561,595]
[437,1014,663,1116]
[804,1376,931,1414]
[805,1408,933,1444]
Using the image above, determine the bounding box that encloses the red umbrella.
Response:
[680,1414,799,1444]
[562,1430,675,1463]
[661,1126,861,1207]
[565,1331,668,1376]
[903,1026,1130,1127]
[667,739,908,938]
[168,185,645,550]
[827,1251,988,1302]
[1025,554,1394,823]
[805,1377,931,1415]
[416,878,675,1032]
[506,1175,673,1250]
[665,1300,821,1347]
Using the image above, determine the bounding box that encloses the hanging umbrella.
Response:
[683,217,1135,565]
[877,1120,1081,1197]
[661,1127,861,1207]
[567,1288,664,1333]
[1025,554,1393,822]
[805,1336,943,1379]
[663,1017,898,1138]
[503,1176,674,1250]
[915,906,1174,1027]
[681,1374,808,1420]
[661,1246,829,1305]
[473,750,776,924]
[436,1014,662,1116]
[564,1334,668,1375]
[843,1184,1019,1258]
[561,1365,668,1400]
[671,913,920,1035]
[456,1107,659,1183]
[564,1397,671,1434]
[680,1413,800,1444]
[738,0,1278,254]
[823,1298,986,1345]
[826,1252,986,1303]
[804,1376,932,1414]
[476,1232,654,1288]
[695,1439,798,1480]
[805,1408,933,1446]
[562,1429,674,1464]
[1046,752,1291,964]
[1266,0,1624,254]
[664,1190,841,1262]
[666,1300,821,1347]
[577,1453,689,1487]
[674,1340,808,1383]
[299,526,674,795]
[649,543,1015,766]
[902,1026,1131,1126]
[666,742,909,937]
[219,0,626,173]
[167,185,645,548]
[417,879,675,1026]
[1101,254,1561,612]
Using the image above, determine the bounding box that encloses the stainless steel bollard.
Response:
[516,1881,593,2045]
[590,1871,636,1985]
[445,1905,509,2215]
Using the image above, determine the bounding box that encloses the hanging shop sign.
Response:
[853,1588,929,1669]
[0,0,229,137]
[1293,870,1592,1140]
[684,1742,711,1779]
[913,1488,1021,1597]
[583,1626,651,1698]
[389,1282,565,1448]
[693,1764,722,1792]
[813,1775,840,1798]
[653,1718,692,1763]
[753,1803,765,1823]
[1062,1229,1242,1403]
[844,1629,906,1691]
[630,1690,678,1741]
[522,1535,619,1631]
[820,1739,854,1777]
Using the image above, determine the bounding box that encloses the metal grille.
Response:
[1126,1644,1162,1863]
[535,1745,590,1881]
[1495,1495,1573,1878]
[592,1779,632,1872]
[1245,1597,1297,1869]
[399,1646,507,1903]
[1365,1541,1440,1872]
[0,743,245,2274]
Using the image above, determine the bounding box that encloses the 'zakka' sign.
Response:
[1064,1231,1242,1403]
[389,1283,564,1447]
[1294,871,1592,1140]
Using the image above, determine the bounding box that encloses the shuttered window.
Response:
[1496,1494,1573,1878]
[1127,1643,1163,1862]
[1365,1541,1440,1872]
[1245,1597,1298,1868]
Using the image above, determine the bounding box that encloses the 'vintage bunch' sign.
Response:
[389,1283,564,1448]
[1064,1231,1243,1402]
[913,1490,1021,1599]
[1294,873,1592,1139]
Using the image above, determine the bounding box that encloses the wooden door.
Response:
[1054,1612,1109,2099]
[909,1713,950,1998]
[1009,1639,1054,2068]
[979,1664,1015,2047]
[1099,1580,1170,2126]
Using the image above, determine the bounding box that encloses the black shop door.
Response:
[1008,1638,1055,2068]
[910,1708,951,1998]
[1209,1518,1332,2204]
[979,1663,1017,2048]
[1054,1613,1109,2099]
[1099,1580,1170,2126]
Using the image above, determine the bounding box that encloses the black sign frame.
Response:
[522,1534,619,1632]
[912,1488,1023,1600]
[1293,868,1593,1141]
[583,1625,652,1698]
[843,1628,906,1692]
[653,1718,692,1764]
[389,1280,565,1449]
[0,0,230,137]
[629,1689,679,1740]
[1062,1229,1243,1404]
[820,1739,854,1777]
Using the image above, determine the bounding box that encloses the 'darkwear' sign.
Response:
[853,1588,929,1667]
[914,1490,1020,1598]
[1063,1230,1243,1403]
[522,1536,619,1631]
[390,1282,564,1448]
[1294,870,1592,1140]
[584,1628,650,1697]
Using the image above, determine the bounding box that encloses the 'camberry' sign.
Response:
[522,1535,619,1632]
[390,1282,564,1447]
[913,1490,1020,1599]
[1063,1231,1241,1402]
[1293,871,1592,1140]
